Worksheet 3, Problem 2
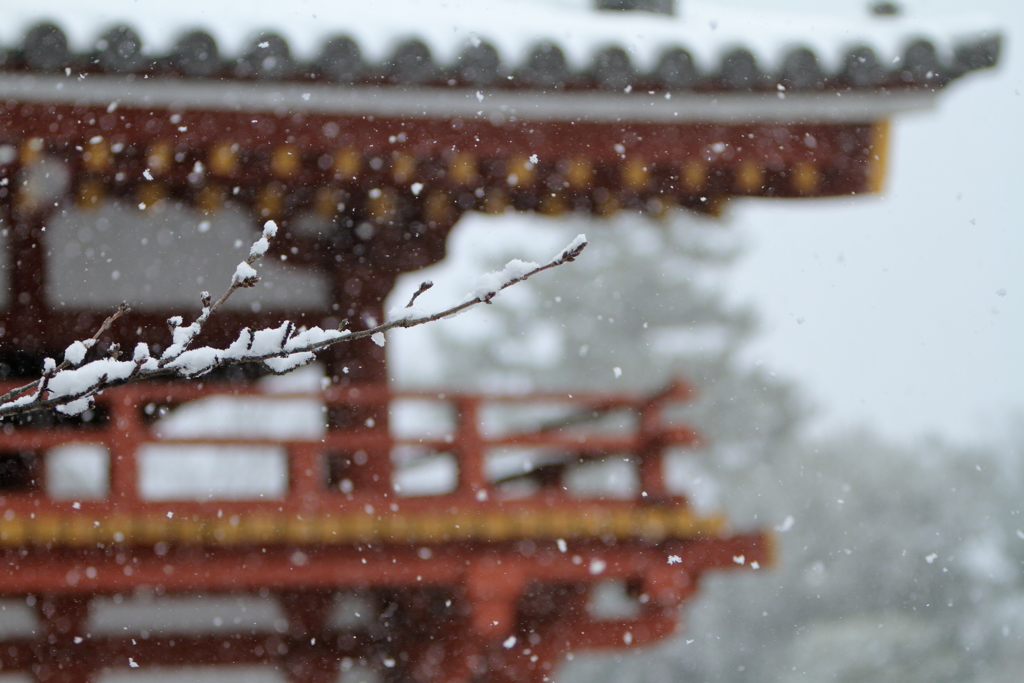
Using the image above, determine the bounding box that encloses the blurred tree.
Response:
[683,426,1024,683]
[390,211,1024,683]
[390,209,803,459]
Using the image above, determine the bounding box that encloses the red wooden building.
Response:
[0,1,999,681]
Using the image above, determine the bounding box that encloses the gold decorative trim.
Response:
[83,139,111,172]
[208,141,238,177]
[622,157,650,191]
[866,119,890,193]
[0,508,724,548]
[791,162,820,195]
[735,161,763,194]
[271,145,301,179]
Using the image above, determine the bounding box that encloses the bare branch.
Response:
[0,301,131,406]
[156,219,280,369]
[406,281,434,308]
[0,230,587,420]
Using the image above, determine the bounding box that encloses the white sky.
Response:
[719,0,1022,444]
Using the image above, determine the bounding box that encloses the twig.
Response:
[0,231,588,419]
[353,235,588,338]
[0,301,131,406]
[406,281,433,308]
[157,220,277,368]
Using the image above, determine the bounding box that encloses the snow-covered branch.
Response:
[0,224,587,419]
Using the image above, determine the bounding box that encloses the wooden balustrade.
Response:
[0,381,699,516]
[0,379,770,683]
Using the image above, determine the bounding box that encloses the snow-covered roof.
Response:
[0,1,1001,92]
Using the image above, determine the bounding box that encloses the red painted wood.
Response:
[0,93,801,680]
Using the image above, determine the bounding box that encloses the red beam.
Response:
[0,103,869,169]
[0,534,769,597]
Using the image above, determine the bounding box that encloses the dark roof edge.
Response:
[0,24,1002,94]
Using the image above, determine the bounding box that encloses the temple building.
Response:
[0,1,1000,682]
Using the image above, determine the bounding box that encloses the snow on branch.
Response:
[0,224,587,419]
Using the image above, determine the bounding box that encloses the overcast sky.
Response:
[720,0,1022,444]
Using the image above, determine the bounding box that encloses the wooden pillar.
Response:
[464,562,523,641]
[107,392,144,506]
[288,443,325,508]
[324,259,393,386]
[320,257,397,496]
[637,402,667,499]
[279,590,335,637]
[32,596,94,683]
[455,397,487,499]
[5,208,50,353]
[279,591,342,683]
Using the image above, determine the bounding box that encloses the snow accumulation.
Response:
[249,221,279,259]
[386,234,585,323]
[131,343,149,363]
[0,0,997,78]
[6,317,348,416]
[468,259,541,302]
[158,322,349,376]
[248,236,270,259]
[46,357,137,399]
[62,340,90,367]
[231,262,259,287]
[283,325,348,353]
[556,234,588,262]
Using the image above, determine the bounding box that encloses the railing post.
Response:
[288,443,322,509]
[637,402,667,499]
[455,397,487,500]
[324,384,393,494]
[107,390,143,507]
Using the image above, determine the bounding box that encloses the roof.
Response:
[0,0,1001,93]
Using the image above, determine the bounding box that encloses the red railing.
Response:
[0,379,770,683]
[0,380,710,546]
